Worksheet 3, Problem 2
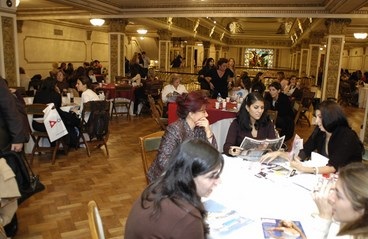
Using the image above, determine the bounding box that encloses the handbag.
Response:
[43,103,68,142]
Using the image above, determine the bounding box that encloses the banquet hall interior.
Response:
[1,0,368,238]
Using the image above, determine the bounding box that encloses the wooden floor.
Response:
[14,105,365,239]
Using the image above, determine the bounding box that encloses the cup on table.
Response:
[99,82,102,87]
[215,101,220,109]
[222,101,227,109]
[226,97,230,103]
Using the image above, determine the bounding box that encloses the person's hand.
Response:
[229,146,243,156]
[290,158,304,171]
[312,178,334,220]
[195,117,210,130]
[11,143,23,152]
[210,83,214,90]
[259,151,289,164]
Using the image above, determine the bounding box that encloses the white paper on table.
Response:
[303,152,329,167]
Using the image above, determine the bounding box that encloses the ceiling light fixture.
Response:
[90,18,105,27]
[16,0,20,7]
[354,33,367,39]
[137,29,148,34]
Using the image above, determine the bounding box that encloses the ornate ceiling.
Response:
[15,0,368,47]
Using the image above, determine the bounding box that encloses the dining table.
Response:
[168,99,238,152]
[205,154,336,239]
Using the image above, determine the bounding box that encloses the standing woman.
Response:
[197,57,215,91]
[264,81,295,141]
[223,92,276,156]
[208,58,234,99]
[228,58,237,89]
[125,139,224,239]
[147,90,217,183]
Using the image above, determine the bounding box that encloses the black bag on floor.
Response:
[0,151,45,205]
[4,213,18,237]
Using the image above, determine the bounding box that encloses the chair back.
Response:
[139,131,164,184]
[87,200,105,239]
[82,100,110,140]
[144,80,164,99]
[148,95,167,130]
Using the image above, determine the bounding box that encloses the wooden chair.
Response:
[111,85,133,119]
[338,81,354,106]
[139,131,164,184]
[294,91,315,127]
[25,103,66,165]
[148,95,168,130]
[87,200,105,239]
[79,101,110,157]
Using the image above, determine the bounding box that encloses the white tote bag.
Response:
[43,103,68,142]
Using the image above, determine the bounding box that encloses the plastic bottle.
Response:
[217,93,222,102]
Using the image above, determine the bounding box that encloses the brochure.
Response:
[204,199,253,236]
[238,136,285,160]
[261,218,307,239]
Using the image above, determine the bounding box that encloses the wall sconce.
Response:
[137,29,148,34]
[90,18,105,26]
[354,33,367,39]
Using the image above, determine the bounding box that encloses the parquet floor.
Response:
[14,105,365,239]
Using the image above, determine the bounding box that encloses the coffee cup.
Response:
[215,101,220,109]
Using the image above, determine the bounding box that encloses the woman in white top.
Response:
[161,74,188,104]
[74,76,99,121]
[312,162,368,239]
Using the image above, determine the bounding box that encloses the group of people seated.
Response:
[125,88,368,238]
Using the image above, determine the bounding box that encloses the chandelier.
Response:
[137,29,148,34]
[90,18,105,27]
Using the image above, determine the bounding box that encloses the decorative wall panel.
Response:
[2,16,16,85]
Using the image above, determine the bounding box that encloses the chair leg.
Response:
[51,140,60,164]
[30,137,42,165]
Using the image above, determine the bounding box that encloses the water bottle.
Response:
[217,93,222,102]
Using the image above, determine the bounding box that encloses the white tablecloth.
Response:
[206,155,329,239]
[210,118,235,152]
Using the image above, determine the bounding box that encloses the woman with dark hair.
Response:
[32,77,62,132]
[264,81,295,141]
[74,76,99,121]
[251,72,266,95]
[147,90,217,183]
[312,162,368,238]
[125,138,224,239]
[208,58,234,98]
[261,100,363,174]
[223,92,276,156]
[197,57,215,91]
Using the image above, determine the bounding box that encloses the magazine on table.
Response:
[204,199,254,236]
[238,136,285,160]
[261,218,307,239]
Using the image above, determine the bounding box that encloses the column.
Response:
[295,47,301,75]
[185,38,195,73]
[108,19,128,82]
[215,44,222,62]
[321,19,351,100]
[309,32,324,82]
[290,49,295,70]
[202,41,211,60]
[157,29,172,71]
[0,5,18,86]
[299,40,310,77]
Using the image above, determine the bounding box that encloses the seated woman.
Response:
[264,81,295,141]
[147,90,217,183]
[32,77,62,132]
[74,76,99,122]
[55,70,69,94]
[161,74,188,104]
[311,162,368,238]
[125,139,224,239]
[261,100,363,174]
[223,92,276,156]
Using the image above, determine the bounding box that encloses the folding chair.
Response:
[87,200,105,239]
[111,85,133,119]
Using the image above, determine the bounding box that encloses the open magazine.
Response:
[204,199,253,236]
[261,218,307,239]
[238,136,285,160]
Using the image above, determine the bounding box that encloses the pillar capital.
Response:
[202,41,211,49]
[325,19,351,35]
[214,44,222,51]
[109,19,128,33]
[309,31,325,44]
[157,29,172,40]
